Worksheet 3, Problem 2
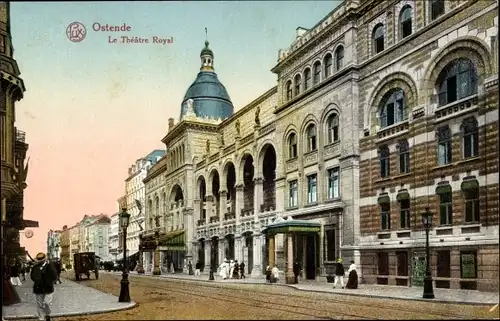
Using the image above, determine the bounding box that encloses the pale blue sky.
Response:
[11,1,340,253]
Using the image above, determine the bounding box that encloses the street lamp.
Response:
[119,208,131,303]
[421,207,435,299]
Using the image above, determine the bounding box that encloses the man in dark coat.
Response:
[31,253,58,321]
[232,260,239,279]
[194,260,202,276]
[293,260,301,284]
[239,261,245,279]
[333,258,345,289]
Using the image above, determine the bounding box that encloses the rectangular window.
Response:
[378,252,389,275]
[401,20,412,39]
[437,139,452,165]
[399,199,410,229]
[375,37,384,54]
[289,180,298,208]
[325,228,336,261]
[399,150,410,173]
[380,203,391,230]
[439,192,453,225]
[464,189,480,223]
[380,155,390,178]
[463,132,478,158]
[327,168,340,199]
[307,174,317,204]
[431,0,445,21]
[460,251,477,279]
[396,252,408,276]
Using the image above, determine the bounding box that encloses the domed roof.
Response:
[179,40,234,121]
[180,71,234,120]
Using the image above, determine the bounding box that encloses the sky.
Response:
[11,1,339,255]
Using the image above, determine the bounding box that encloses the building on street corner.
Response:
[60,225,70,267]
[86,214,111,261]
[136,0,498,291]
[46,229,61,260]
[108,212,120,263]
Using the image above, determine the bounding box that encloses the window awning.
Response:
[396,190,410,201]
[461,179,479,191]
[436,184,452,195]
[159,230,185,247]
[377,194,390,204]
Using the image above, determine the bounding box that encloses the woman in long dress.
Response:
[219,260,228,279]
[271,266,279,283]
[346,260,358,289]
[229,260,235,279]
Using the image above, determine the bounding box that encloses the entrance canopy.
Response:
[262,218,321,235]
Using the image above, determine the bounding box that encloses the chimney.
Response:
[168,118,175,132]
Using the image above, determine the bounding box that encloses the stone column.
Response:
[218,238,225,263]
[235,184,244,224]
[204,239,212,273]
[268,234,275,268]
[193,199,201,224]
[253,177,263,214]
[251,233,263,277]
[235,235,242,262]
[153,233,161,275]
[286,233,294,284]
[219,190,227,221]
[206,195,214,224]
[184,208,194,262]
[137,247,145,274]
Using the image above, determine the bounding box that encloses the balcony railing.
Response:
[16,129,26,143]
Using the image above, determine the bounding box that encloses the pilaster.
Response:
[204,239,211,273]
[253,177,263,216]
[251,233,263,277]
[206,195,214,224]
[285,233,294,284]
[235,234,242,262]
[235,184,244,224]
[219,190,227,220]
[184,208,194,258]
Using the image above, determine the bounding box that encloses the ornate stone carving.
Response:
[254,107,260,126]
[304,151,318,166]
[324,143,340,159]
[235,120,241,136]
[206,140,210,154]
[285,159,298,173]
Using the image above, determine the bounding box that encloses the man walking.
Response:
[31,252,58,321]
[333,258,345,289]
[194,260,201,276]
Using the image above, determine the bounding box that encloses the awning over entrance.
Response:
[261,218,321,235]
[158,230,185,251]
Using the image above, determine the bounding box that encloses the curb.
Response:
[4,302,137,320]
[113,272,495,306]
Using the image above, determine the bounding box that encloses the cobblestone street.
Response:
[41,272,500,320]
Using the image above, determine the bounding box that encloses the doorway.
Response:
[198,240,205,272]
[211,237,219,270]
[245,234,253,275]
[305,234,317,279]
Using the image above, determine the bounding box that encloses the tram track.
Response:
[133,274,473,319]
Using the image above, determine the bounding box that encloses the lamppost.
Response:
[209,241,215,281]
[118,208,131,303]
[422,207,435,299]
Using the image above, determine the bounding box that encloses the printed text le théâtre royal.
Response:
[92,22,173,45]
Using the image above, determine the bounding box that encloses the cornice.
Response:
[161,120,218,145]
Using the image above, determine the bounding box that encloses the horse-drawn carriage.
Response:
[74,252,99,280]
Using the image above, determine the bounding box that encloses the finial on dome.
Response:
[200,27,214,71]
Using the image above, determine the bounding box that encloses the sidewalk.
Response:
[110,271,499,305]
[3,278,136,320]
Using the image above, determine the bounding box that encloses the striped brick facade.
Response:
[357,0,498,291]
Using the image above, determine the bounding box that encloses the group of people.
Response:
[218,259,245,280]
[265,265,280,283]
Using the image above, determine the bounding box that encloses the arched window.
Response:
[379,145,390,178]
[437,58,477,106]
[373,24,385,54]
[304,68,312,91]
[288,133,298,159]
[379,89,405,128]
[400,5,413,39]
[437,126,452,165]
[306,124,317,152]
[286,81,293,101]
[326,114,340,144]
[335,46,344,70]
[313,61,321,85]
[462,117,478,158]
[397,140,410,173]
[323,54,333,78]
[294,74,301,96]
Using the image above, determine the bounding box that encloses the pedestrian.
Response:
[239,261,245,279]
[31,252,58,321]
[54,260,62,284]
[20,264,26,282]
[346,260,358,289]
[232,260,239,279]
[271,266,279,283]
[265,265,272,283]
[9,263,22,286]
[188,261,194,275]
[333,258,345,289]
[194,260,201,276]
[293,260,300,284]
